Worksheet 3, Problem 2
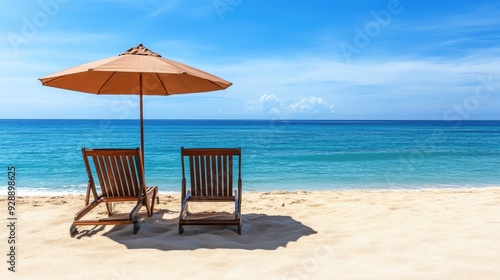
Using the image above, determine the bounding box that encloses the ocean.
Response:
[1,119,499,195]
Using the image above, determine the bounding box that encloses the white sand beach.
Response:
[2,188,500,279]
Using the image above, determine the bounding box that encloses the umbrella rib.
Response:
[39,76,63,85]
[204,78,229,90]
[97,72,118,94]
[155,73,169,95]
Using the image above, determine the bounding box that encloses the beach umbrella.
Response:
[39,43,232,161]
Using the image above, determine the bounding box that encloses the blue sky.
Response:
[1,0,499,120]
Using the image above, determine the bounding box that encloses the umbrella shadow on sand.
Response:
[101,212,317,251]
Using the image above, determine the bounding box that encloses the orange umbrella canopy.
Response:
[39,44,232,95]
[39,44,232,160]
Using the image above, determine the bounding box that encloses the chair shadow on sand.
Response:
[100,212,317,251]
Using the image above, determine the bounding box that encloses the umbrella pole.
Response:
[140,73,145,166]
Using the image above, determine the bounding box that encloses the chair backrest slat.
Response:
[228,155,233,196]
[181,148,241,198]
[119,155,130,196]
[105,155,117,196]
[193,155,201,196]
[200,156,206,195]
[120,155,131,196]
[124,155,138,196]
[94,155,111,196]
[109,155,122,196]
[217,155,222,196]
[205,156,217,196]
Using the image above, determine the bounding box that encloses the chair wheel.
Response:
[179,225,184,235]
[70,224,78,238]
[133,220,140,234]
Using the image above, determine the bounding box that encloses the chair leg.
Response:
[70,224,78,238]
[179,224,184,235]
[106,202,114,216]
[133,219,140,234]
[237,225,241,235]
[147,187,158,217]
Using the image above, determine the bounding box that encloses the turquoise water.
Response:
[1,119,499,195]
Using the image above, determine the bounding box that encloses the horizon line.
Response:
[1,118,500,122]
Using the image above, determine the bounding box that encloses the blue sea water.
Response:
[1,119,499,195]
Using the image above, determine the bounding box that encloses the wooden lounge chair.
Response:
[179,147,242,235]
[70,148,158,237]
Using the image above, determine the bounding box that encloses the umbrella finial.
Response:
[120,43,161,57]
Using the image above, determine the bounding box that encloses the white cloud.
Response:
[245,94,334,116]
[245,94,282,113]
[289,96,335,114]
